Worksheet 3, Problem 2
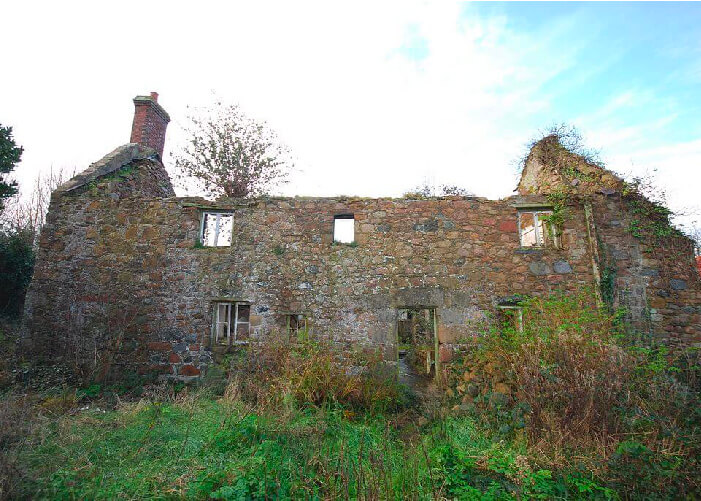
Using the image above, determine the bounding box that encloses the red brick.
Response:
[498,220,518,233]
[139,364,173,375]
[146,341,171,351]
[179,365,200,376]
[168,352,181,363]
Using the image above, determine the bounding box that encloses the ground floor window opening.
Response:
[286,314,308,340]
[214,302,250,344]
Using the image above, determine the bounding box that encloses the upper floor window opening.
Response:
[518,210,556,248]
[201,212,233,247]
[333,214,355,244]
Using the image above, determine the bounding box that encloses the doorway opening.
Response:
[397,308,437,385]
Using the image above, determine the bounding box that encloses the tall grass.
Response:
[2,297,698,499]
[225,333,412,414]
[448,290,701,498]
[6,392,620,500]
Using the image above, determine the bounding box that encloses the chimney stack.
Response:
[130,92,170,158]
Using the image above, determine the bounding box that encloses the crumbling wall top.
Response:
[518,134,624,197]
[56,143,160,194]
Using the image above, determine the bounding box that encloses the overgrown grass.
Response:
[448,290,701,499]
[4,391,620,500]
[2,299,699,499]
[225,332,412,414]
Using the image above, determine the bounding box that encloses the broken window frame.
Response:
[518,210,556,248]
[396,307,438,377]
[497,305,524,333]
[200,211,234,247]
[333,213,355,244]
[213,301,250,344]
[286,313,308,339]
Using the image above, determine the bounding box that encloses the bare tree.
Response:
[1,166,73,243]
[173,102,293,199]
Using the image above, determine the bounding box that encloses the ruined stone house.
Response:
[23,93,701,380]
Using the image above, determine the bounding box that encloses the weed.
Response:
[226,334,410,414]
[448,289,701,498]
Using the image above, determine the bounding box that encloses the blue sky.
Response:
[1,1,700,228]
[467,2,700,145]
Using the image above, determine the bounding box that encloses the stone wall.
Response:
[25,188,600,378]
[590,193,701,347]
[24,145,701,380]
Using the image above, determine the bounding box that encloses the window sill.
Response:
[193,244,232,250]
[214,340,249,347]
[514,247,545,254]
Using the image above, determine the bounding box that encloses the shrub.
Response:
[225,333,411,414]
[448,290,700,497]
[0,228,35,319]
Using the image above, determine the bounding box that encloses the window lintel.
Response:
[511,202,553,210]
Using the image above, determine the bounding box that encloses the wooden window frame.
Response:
[518,210,556,248]
[200,211,234,247]
[497,305,524,333]
[213,301,250,344]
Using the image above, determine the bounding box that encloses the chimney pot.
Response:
[130,92,170,158]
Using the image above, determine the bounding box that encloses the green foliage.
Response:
[622,176,686,247]
[2,294,698,499]
[173,101,293,199]
[227,334,411,414]
[3,318,698,499]
[541,188,569,243]
[272,244,285,256]
[0,124,23,207]
[0,228,35,318]
[8,395,620,499]
[626,197,678,241]
[448,290,701,499]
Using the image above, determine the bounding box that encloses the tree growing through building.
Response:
[173,102,293,199]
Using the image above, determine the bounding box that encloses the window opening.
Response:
[497,305,524,333]
[333,214,355,243]
[201,212,233,247]
[518,210,554,247]
[286,314,308,339]
[213,302,250,344]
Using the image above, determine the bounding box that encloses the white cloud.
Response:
[1,0,697,225]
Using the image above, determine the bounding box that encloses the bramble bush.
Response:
[448,290,700,498]
[225,332,412,414]
[1,291,698,498]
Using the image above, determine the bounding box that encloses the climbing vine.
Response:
[622,178,683,246]
[544,188,569,231]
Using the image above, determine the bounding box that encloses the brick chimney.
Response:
[130,92,170,158]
